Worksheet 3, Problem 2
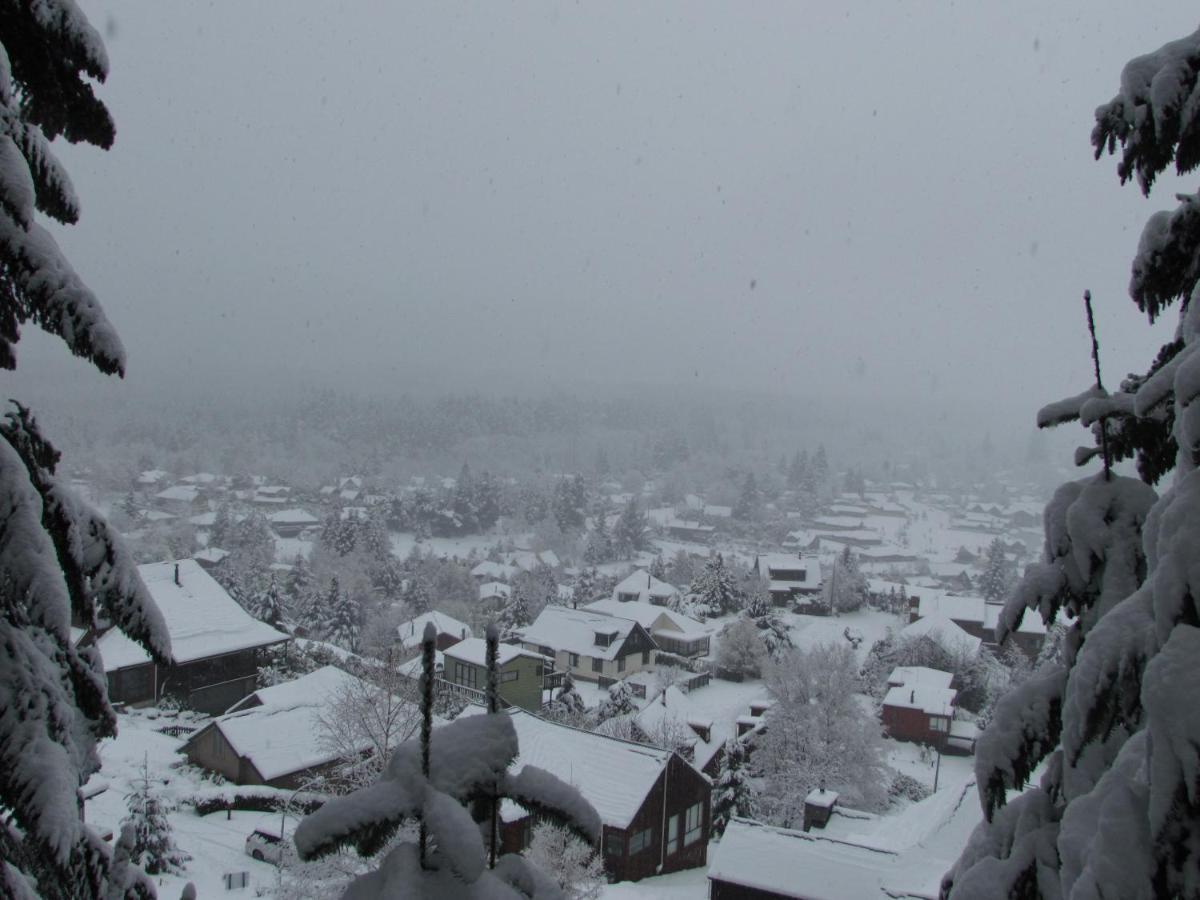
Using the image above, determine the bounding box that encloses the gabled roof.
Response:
[583,598,703,637]
[518,606,647,661]
[886,666,953,690]
[611,569,678,603]
[883,683,956,717]
[96,559,289,670]
[503,709,694,829]
[756,554,822,590]
[154,484,202,503]
[633,685,725,772]
[443,638,551,668]
[471,560,519,581]
[267,508,320,525]
[396,611,471,652]
[194,666,420,782]
[899,614,982,657]
[479,581,512,601]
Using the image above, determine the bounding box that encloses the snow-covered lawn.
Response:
[89,711,284,898]
[389,531,512,560]
[602,865,708,898]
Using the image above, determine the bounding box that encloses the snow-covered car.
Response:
[244,828,285,865]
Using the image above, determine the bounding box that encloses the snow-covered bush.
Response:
[524,823,605,900]
[121,757,189,877]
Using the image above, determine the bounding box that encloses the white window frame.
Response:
[684,802,702,846]
[666,814,679,856]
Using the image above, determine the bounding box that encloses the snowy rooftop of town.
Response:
[711,779,981,899]
[883,683,957,716]
[899,614,982,657]
[266,508,320,524]
[612,569,679,601]
[806,788,839,808]
[96,559,289,670]
[887,666,954,690]
[502,709,680,829]
[633,685,725,771]
[443,638,550,668]
[396,611,471,652]
[196,666,420,782]
[756,553,822,589]
[471,560,520,581]
[154,484,201,503]
[518,606,640,661]
[478,581,512,601]
[583,598,702,636]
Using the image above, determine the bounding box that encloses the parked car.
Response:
[244,827,285,865]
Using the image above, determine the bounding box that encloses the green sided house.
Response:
[441,638,557,712]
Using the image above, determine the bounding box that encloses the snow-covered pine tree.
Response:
[294,623,601,898]
[322,577,360,652]
[689,552,742,617]
[208,502,234,548]
[571,566,598,608]
[947,29,1200,898]
[733,471,759,520]
[595,679,638,722]
[0,8,175,896]
[497,584,532,641]
[712,738,755,836]
[583,513,611,565]
[121,756,188,877]
[978,537,1012,606]
[611,496,647,559]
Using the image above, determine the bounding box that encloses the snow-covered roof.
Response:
[703,504,732,518]
[916,592,986,624]
[137,469,170,484]
[471,560,519,581]
[886,666,954,690]
[806,788,839,808]
[192,547,228,565]
[199,666,420,782]
[612,569,678,603]
[503,709,681,829]
[756,554,821,589]
[899,614,982,657]
[154,484,202,503]
[633,685,725,772]
[267,508,320,525]
[983,602,1048,635]
[96,559,289,670]
[883,684,957,717]
[181,472,220,485]
[443,638,551,668]
[519,606,640,661]
[584,598,701,636]
[396,611,471,652]
[710,787,981,900]
[479,581,512,601]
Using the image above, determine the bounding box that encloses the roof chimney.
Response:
[174,563,181,587]
[910,689,915,703]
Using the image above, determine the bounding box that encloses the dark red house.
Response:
[494,709,712,882]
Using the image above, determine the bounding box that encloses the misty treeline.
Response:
[39,380,1051,499]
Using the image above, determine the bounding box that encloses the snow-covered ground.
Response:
[389,530,522,560]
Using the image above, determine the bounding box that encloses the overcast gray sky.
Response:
[24,2,1199,426]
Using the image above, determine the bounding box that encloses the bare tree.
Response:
[315,660,422,792]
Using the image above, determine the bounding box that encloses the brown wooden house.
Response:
[182,666,399,789]
[492,709,711,882]
[87,559,290,715]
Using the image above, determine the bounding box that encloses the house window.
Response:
[642,650,650,665]
[930,716,950,732]
[569,653,579,668]
[628,828,652,855]
[666,814,679,855]
[453,662,478,688]
[617,656,626,673]
[539,645,554,657]
[604,832,624,856]
[591,657,603,674]
[684,803,703,846]
[502,670,519,683]
[594,631,615,647]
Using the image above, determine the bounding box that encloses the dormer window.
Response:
[594,630,617,647]
[617,592,639,603]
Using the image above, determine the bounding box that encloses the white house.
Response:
[584,597,709,658]
[519,605,658,683]
[611,569,680,606]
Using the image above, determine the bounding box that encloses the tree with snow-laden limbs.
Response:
[611,495,648,559]
[120,756,188,878]
[524,822,605,900]
[322,576,360,652]
[294,622,601,898]
[0,6,174,897]
[688,552,743,617]
[978,537,1013,607]
[712,738,755,837]
[754,644,890,828]
[946,28,1200,899]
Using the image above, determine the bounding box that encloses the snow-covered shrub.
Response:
[525,823,605,900]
